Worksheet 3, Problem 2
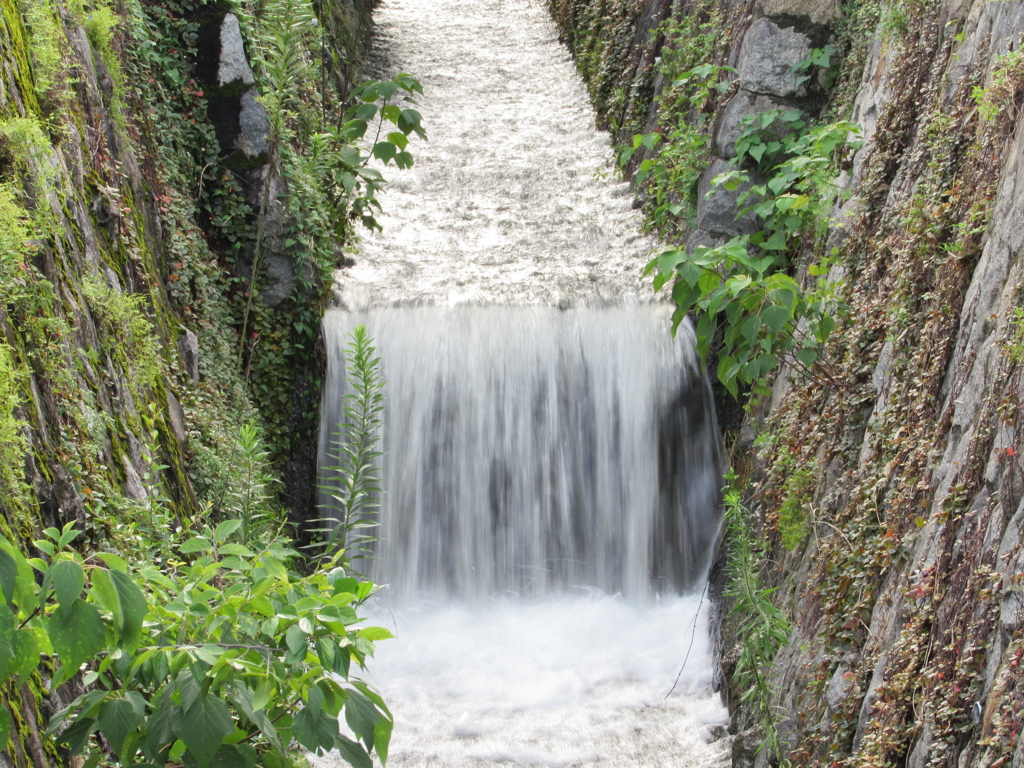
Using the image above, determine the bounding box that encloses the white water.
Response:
[319,0,730,764]
[334,0,654,309]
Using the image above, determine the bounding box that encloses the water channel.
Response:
[319,0,731,764]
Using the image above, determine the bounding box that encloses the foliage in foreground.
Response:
[0,518,392,768]
[0,329,393,768]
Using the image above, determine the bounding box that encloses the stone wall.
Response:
[0,0,376,763]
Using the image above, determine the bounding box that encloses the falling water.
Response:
[317,0,730,764]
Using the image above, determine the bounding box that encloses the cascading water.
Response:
[316,0,730,764]
[321,305,721,603]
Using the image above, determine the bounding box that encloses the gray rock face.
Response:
[218,14,256,86]
[178,329,199,383]
[238,89,270,157]
[122,455,147,500]
[737,18,812,98]
[715,90,792,158]
[697,159,762,236]
[261,253,294,308]
[756,0,841,28]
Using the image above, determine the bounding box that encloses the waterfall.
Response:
[314,0,731,764]
[319,304,721,603]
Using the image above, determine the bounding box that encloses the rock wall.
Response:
[553,0,1024,766]
[0,0,375,764]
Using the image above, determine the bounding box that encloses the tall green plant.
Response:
[224,420,283,545]
[723,473,792,757]
[311,325,385,569]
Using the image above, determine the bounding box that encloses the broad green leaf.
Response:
[335,734,372,768]
[145,692,180,761]
[344,689,380,750]
[292,706,339,753]
[180,537,212,554]
[386,131,409,150]
[398,108,422,130]
[175,693,234,768]
[90,568,119,621]
[761,304,791,335]
[56,716,97,754]
[95,552,128,573]
[214,520,243,543]
[797,346,819,369]
[98,697,140,760]
[373,716,392,765]
[0,548,16,604]
[219,544,255,557]
[372,142,397,164]
[0,606,14,679]
[110,570,147,648]
[11,626,40,678]
[186,745,249,768]
[0,709,9,749]
[286,623,307,649]
[356,627,394,642]
[252,681,273,713]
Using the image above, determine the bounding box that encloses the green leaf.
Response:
[90,568,119,621]
[372,142,397,164]
[175,693,234,768]
[0,548,16,604]
[214,520,242,543]
[11,627,40,678]
[760,304,791,335]
[180,537,212,554]
[356,626,394,642]
[796,346,819,369]
[0,606,14,679]
[110,570,147,649]
[98,697,140,760]
[186,745,249,768]
[219,544,256,557]
[292,706,339,753]
[56,716,97,754]
[335,735,372,768]
[0,709,9,749]
[49,599,105,677]
[386,131,409,150]
[95,552,128,573]
[344,689,380,750]
[397,108,423,136]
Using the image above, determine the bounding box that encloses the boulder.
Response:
[697,158,762,236]
[737,18,812,98]
[238,89,270,158]
[756,0,841,31]
[218,14,256,87]
[178,329,200,383]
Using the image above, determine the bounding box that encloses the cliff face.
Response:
[0,0,375,763]
[552,0,1024,766]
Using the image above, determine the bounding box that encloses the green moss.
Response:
[0,0,43,119]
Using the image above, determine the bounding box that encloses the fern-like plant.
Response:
[310,324,385,570]
[723,471,792,757]
[224,420,283,545]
